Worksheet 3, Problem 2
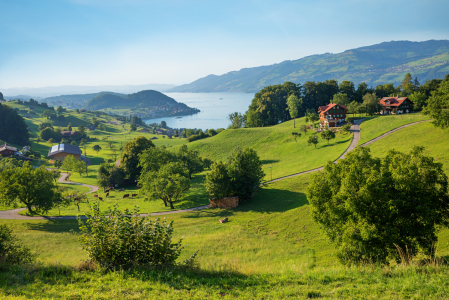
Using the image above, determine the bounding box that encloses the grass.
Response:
[176,117,353,181]
[367,121,449,175]
[2,173,449,298]
[357,113,431,145]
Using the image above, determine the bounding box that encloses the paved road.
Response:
[0,119,430,219]
[0,172,99,220]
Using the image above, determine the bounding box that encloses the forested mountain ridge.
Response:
[169,40,449,93]
[43,92,125,109]
[85,90,199,119]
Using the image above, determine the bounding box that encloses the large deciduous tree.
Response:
[0,104,29,146]
[177,145,204,179]
[307,147,449,265]
[0,163,62,214]
[362,92,381,116]
[141,162,190,209]
[120,136,155,181]
[423,80,449,129]
[228,112,244,129]
[321,129,335,144]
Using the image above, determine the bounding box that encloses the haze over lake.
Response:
[144,92,255,130]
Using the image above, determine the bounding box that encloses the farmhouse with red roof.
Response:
[318,103,347,128]
[379,97,414,114]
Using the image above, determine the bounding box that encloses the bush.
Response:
[187,131,208,142]
[76,203,197,269]
[0,224,34,266]
[341,124,351,133]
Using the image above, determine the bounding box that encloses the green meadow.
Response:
[2,103,449,298]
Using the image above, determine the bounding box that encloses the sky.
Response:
[1,0,449,89]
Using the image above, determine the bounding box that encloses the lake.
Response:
[143,92,255,130]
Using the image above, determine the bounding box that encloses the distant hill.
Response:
[169,40,449,93]
[43,92,125,108]
[85,90,199,119]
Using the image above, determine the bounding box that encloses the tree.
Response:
[362,92,381,116]
[40,127,55,140]
[307,135,319,148]
[299,124,308,135]
[321,129,335,144]
[291,132,301,142]
[139,147,178,175]
[347,101,360,117]
[54,159,63,169]
[47,138,54,144]
[226,147,265,201]
[341,124,351,133]
[339,81,355,100]
[92,145,102,154]
[398,73,415,96]
[423,80,449,129]
[67,123,72,131]
[56,106,64,114]
[408,91,427,111]
[78,125,86,135]
[62,155,77,172]
[305,109,319,126]
[332,93,350,106]
[52,170,61,183]
[161,121,167,129]
[120,136,155,181]
[41,110,53,119]
[130,124,137,132]
[142,162,190,209]
[177,145,204,179]
[307,147,449,265]
[0,163,62,214]
[286,94,303,128]
[245,82,302,127]
[70,141,77,146]
[205,161,231,200]
[228,112,244,129]
[0,104,29,146]
[38,122,53,131]
[208,129,217,136]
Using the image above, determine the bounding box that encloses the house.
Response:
[318,103,348,128]
[47,144,82,161]
[60,131,78,137]
[87,125,96,131]
[0,144,18,156]
[155,130,163,135]
[96,114,100,117]
[379,97,414,114]
[139,128,149,133]
[150,137,158,140]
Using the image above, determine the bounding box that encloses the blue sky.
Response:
[1,0,449,89]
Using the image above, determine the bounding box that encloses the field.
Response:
[357,113,431,145]
[2,104,449,298]
[176,117,353,181]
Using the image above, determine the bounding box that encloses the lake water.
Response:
[144,92,255,130]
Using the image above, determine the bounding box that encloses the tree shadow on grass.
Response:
[318,137,352,149]
[261,159,280,165]
[0,263,253,297]
[24,219,80,233]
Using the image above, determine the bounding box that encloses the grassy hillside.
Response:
[170,40,449,93]
[357,113,431,145]
[178,117,353,181]
[2,173,449,298]
[367,121,449,175]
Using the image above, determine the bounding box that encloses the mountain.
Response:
[169,40,449,93]
[0,83,177,98]
[85,90,199,119]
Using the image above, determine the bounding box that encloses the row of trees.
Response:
[242,74,449,128]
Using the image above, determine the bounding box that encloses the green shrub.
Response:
[0,224,34,266]
[76,203,197,269]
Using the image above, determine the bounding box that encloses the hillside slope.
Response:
[170,40,449,92]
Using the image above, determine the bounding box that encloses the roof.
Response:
[48,144,82,157]
[0,144,18,152]
[318,103,348,113]
[379,97,413,107]
[61,131,77,135]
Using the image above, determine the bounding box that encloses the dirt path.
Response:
[0,119,430,219]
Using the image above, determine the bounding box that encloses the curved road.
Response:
[0,119,430,219]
